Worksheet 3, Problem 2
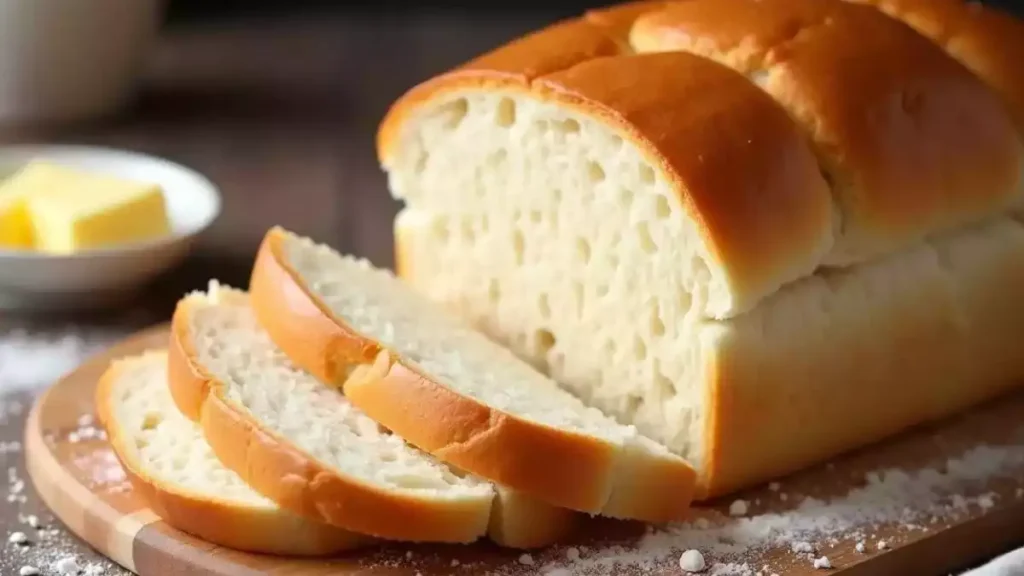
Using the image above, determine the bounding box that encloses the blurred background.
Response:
[1,0,1022,314]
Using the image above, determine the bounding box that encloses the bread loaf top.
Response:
[377,0,1023,319]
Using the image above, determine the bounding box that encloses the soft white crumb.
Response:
[978,494,996,510]
[19,567,40,576]
[518,553,534,566]
[693,518,711,530]
[545,570,572,576]
[768,482,781,492]
[877,540,888,550]
[9,531,29,545]
[813,556,832,569]
[566,546,581,561]
[855,541,866,553]
[450,559,460,567]
[679,549,706,573]
[728,499,749,516]
[405,550,413,559]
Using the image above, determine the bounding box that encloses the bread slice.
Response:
[169,283,581,547]
[95,350,372,555]
[248,226,697,523]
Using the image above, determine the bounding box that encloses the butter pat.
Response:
[0,193,32,249]
[3,161,172,254]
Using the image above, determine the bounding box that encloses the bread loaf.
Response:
[379,0,1024,498]
[95,351,372,555]
[169,283,582,546]
[249,227,697,523]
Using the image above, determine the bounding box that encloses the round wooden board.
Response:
[22,325,1024,575]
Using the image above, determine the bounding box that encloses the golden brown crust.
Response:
[167,292,495,543]
[631,0,1022,264]
[253,227,696,522]
[96,354,372,556]
[850,0,1024,133]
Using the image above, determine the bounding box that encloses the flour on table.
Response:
[0,328,117,395]
[484,441,1024,576]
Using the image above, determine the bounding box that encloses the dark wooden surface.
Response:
[0,12,552,575]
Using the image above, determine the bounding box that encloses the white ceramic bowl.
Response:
[0,145,221,311]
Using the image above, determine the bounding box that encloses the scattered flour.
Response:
[0,328,115,395]
[504,442,1024,575]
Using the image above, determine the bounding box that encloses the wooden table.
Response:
[0,11,555,575]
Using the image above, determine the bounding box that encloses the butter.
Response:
[0,193,32,250]
[1,161,172,254]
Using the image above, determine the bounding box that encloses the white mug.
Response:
[0,0,164,127]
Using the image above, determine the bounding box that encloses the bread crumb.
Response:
[877,540,888,550]
[565,547,581,561]
[768,482,781,491]
[405,550,413,559]
[729,499,749,516]
[779,493,789,502]
[450,559,460,567]
[9,532,29,545]
[519,553,534,566]
[694,518,711,530]
[545,570,572,576]
[19,567,40,576]
[813,556,831,569]
[679,549,706,572]
[855,541,865,553]
[1016,488,1024,499]
[978,493,996,510]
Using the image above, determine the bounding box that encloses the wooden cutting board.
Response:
[23,325,1024,576]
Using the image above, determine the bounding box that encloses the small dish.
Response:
[0,144,221,311]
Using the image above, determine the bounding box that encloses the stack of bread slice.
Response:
[95,225,698,555]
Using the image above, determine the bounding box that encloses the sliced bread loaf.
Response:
[249,226,697,523]
[95,350,372,555]
[169,283,580,547]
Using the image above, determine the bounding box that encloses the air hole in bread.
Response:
[637,221,657,254]
[554,118,581,135]
[618,188,634,208]
[529,210,542,224]
[413,151,429,175]
[553,188,563,203]
[141,412,161,431]
[652,364,674,399]
[441,98,469,129]
[461,218,476,242]
[587,161,606,183]
[655,195,671,219]
[538,293,551,319]
[430,219,450,242]
[650,302,666,337]
[572,282,584,317]
[633,336,648,361]
[495,98,516,127]
[596,283,609,298]
[603,339,616,357]
[480,214,490,232]
[535,329,556,356]
[512,230,525,265]
[639,164,655,185]
[486,148,508,169]
[488,279,501,304]
[576,238,592,263]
